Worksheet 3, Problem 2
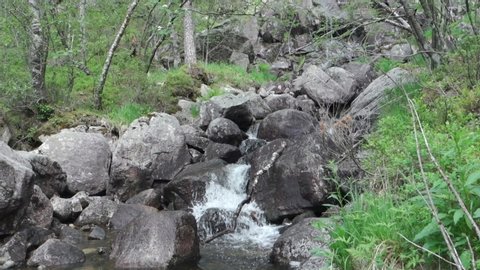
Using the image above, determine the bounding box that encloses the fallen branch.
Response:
[204,141,288,243]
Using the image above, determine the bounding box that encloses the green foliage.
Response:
[321,193,429,269]
[36,104,55,121]
[374,58,402,73]
[203,62,275,89]
[325,41,480,268]
[190,104,200,118]
[109,103,151,125]
[199,86,224,101]
[162,67,200,99]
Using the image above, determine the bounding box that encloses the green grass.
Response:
[322,45,480,269]
[109,103,151,125]
[374,58,402,73]
[318,193,430,269]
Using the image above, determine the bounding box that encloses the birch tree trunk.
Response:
[94,0,140,110]
[79,0,87,65]
[183,0,197,67]
[28,0,48,101]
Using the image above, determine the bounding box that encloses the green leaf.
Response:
[474,208,480,219]
[414,221,439,242]
[469,187,480,197]
[460,251,472,270]
[465,170,480,186]
[454,209,464,224]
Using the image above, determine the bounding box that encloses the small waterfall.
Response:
[192,164,280,249]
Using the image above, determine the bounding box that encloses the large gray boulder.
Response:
[247,137,332,223]
[109,113,190,201]
[27,239,85,267]
[326,66,359,97]
[164,159,228,209]
[294,65,352,105]
[0,227,55,268]
[270,218,331,268]
[17,152,67,198]
[126,188,162,209]
[199,94,255,131]
[204,142,242,163]
[206,118,246,146]
[265,94,298,112]
[109,203,159,230]
[349,67,415,120]
[257,109,317,141]
[74,197,118,226]
[23,185,53,228]
[37,130,111,195]
[341,62,376,90]
[110,211,200,269]
[0,142,35,236]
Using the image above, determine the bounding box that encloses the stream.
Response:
[39,163,286,270]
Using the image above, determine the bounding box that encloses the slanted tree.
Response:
[94,0,140,110]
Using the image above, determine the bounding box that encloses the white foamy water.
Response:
[192,164,281,248]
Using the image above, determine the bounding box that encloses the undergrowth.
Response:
[317,41,480,269]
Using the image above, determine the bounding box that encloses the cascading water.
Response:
[192,164,281,249]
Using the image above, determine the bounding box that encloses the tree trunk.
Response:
[28,0,48,101]
[183,0,197,67]
[79,0,87,65]
[93,0,140,110]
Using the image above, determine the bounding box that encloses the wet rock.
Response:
[27,239,85,267]
[265,94,297,112]
[37,131,111,195]
[126,188,162,209]
[50,195,83,222]
[109,203,159,231]
[293,64,351,105]
[109,113,190,201]
[0,227,55,268]
[0,142,35,236]
[257,109,317,141]
[181,125,209,152]
[247,137,332,223]
[239,139,267,155]
[206,118,246,146]
[349,67,414,121]
[74,197,118,226]
[164,159,228,209]
[204,142,242,163]
[197,208,232,240]
[242,92,272,120]
[58,225,84,246]
[88,226,105,240]
[17,152,67,198]
[110,211,200,269]
[23,185,53,228]
[0,232,27,267]
[270,218,330,268]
